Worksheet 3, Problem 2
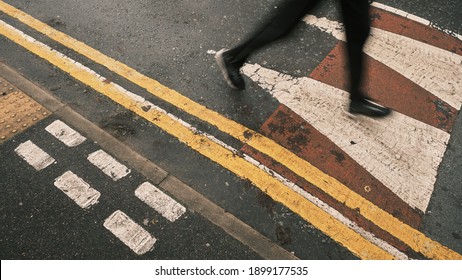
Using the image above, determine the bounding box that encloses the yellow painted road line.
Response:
[0,19,394,259]
[1,2,461,259]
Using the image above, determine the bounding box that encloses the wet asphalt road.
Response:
[0,0,461,259]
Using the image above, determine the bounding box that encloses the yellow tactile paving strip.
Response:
[0,76,50,143]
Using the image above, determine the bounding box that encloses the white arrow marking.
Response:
[242,63,450,212]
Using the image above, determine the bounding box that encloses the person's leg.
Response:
[340,0,370,100]
[216,0,319,90]
[341,0,391,117]
[228,0,321,66]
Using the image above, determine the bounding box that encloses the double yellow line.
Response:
[0,1,460,259]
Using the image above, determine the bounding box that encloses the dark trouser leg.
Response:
[340,0,371,100]
[227,0,321,66]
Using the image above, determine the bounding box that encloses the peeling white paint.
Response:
[135,182,186,222]
[87,150,131,181]
[303,15,462,109]
[54,171,100,209]
[15,140,55,171]
[104,210,156,255]
[46,120,86,147]
[243,63,450,211]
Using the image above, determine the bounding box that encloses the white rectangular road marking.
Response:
[103,210,156,255]
[135,182,186,222]
[45,120,86,147]
[14,140,55,171]
[54,171,100,209]
[87,150,131,181]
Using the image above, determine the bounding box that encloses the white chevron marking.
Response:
[303,15,462,109]
[242,63,450,211]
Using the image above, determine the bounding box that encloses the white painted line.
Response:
[135,182,186,222]
[243,63,450,212]
[103,210,156,255]
[54,171,100,209]
[14,140,55,171]
[87,150,131,181]
[371,2,429,26]
[372,2,462,41]
[303,15,462,109]
[45,120,86,147]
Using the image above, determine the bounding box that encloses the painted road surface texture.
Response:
[1,0,461,259]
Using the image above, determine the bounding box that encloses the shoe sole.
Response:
[215,49,242,90]
[348,107,392,118]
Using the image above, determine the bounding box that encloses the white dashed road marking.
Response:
[54,171,101,209]
[135,182,186,222]
[14,140,55,171]
[11,120,166,254]
[103,210,157,255]
[87,149,131,181]
[45,120,86,147]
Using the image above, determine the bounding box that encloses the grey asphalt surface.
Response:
[1,0,461,259]
[0,116,262,260]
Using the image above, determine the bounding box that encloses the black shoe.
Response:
[215,48,245,90]
[349,98,391,118]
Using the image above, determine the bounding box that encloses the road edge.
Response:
[0,61,298,260]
